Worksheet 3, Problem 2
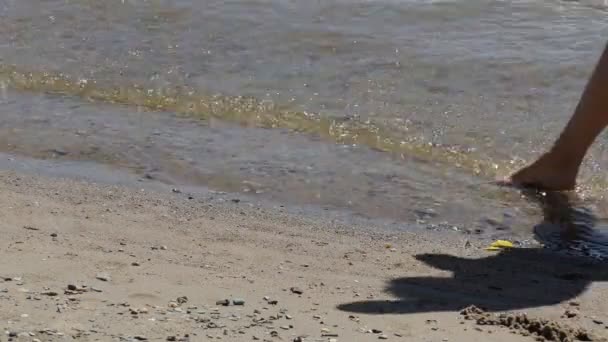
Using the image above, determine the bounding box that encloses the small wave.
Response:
[0,63,551,182]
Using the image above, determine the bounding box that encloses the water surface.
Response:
[2,0,608,256]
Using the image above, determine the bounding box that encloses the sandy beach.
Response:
[0,170,606,342]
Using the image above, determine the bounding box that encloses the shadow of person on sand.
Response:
[338,190,608,315]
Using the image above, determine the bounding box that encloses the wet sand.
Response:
[0,170,607,341]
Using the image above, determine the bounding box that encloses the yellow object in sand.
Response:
[485,240,514,251]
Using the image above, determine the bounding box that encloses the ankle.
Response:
[545,147,584,172]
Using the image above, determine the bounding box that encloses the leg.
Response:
[510,42,608,190]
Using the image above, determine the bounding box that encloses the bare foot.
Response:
[507,152,579,191]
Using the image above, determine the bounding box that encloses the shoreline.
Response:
[0,169,607,341]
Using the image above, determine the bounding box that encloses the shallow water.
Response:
[1,0,608,254]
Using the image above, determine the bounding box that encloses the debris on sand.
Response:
[460,305,599,342]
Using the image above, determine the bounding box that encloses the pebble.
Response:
[95,273,111,282]
[379,335,388,340]
[371,329,382,334]
[232,298,245,306]
[290,287,303,295]
[131,262,141,266]
[216,299,230,306]
[133,335,148,340]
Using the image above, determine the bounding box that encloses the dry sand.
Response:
[0,171,607,342]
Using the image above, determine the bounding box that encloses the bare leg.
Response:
[509,43,608,190]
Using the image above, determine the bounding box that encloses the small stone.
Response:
[91,287,102,293]
[232,298,245,306]
[372,329,382,334]
[177,296,188,304]
[593,319,604,325]
[565,310,578,318]
[42,291,58,296]
[50,233,57,238]
[293,337,302,342]
[131,262,141,266]
[167,337,177,341]
[285,314,293,320]
[268,299,278,305]
[379,335,388,340]
[280,326,290,330]
[216,299,230,306]
[290,287,304,295]
[133,336,148,341]
[321,328,331,333]
[67,284,77,291]
[95,273,111,282]
[160,246,168,250]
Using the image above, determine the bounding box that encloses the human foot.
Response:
[507,152,579,191]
